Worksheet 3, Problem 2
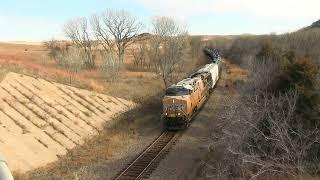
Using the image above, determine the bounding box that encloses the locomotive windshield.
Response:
[165,87,190,96]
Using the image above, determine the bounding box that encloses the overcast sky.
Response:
[0,0,319,41]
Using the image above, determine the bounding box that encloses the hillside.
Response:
[310,19,320,28]
[0,72,135,172]
[301,19,320,31]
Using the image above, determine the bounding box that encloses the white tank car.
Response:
[190,63,220,89]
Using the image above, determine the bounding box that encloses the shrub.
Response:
[57,47,85,84]
[100,51,120,81]
[204,30,320,178]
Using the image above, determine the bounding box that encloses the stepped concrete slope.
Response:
[0,72,135,172]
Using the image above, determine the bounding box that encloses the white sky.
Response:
[0,0,319,41]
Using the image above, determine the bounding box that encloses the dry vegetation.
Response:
[27,96,163,180]
[199,26,320,179]
[2,7,318,180]
[0,9,208,179]
[0,72,135,173]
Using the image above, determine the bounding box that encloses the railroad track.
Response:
[114,131,181,180]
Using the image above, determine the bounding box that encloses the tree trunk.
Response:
[162,73,168,88]
[119,49,125,63]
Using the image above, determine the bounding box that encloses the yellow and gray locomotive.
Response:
[162,58,220,130]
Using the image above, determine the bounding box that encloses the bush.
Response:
[57,47,85,84]
[282,58,319,104]
[207,29,320,66]
[203,30,320,179]
[253,43,319,121]
[209,90,320,178]
[100,51,120,81]
[205,60,320,178]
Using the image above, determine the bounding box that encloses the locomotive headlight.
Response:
[178,112,181,116]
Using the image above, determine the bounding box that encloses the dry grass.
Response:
[28,93,162,179]
[0,42,168,178]
[0,72,138,174]
[224,61,247,80]
[12,171,29,180]
[0,42,163,98]
[0,68,8,82]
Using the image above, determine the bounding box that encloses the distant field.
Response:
[0,41,43,45]
[0,72,135,172]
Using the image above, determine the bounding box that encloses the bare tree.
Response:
[149,16,189,87]
[99,50,119,81]
[43,39,60,62]
[57,47,84,84]
[131,43,147,70]
[43,39,71,65]
[91,9,142,68]
[64,17,95,68]
[203,60,320,179]
[246,57,281,93]
[210,90,320,179]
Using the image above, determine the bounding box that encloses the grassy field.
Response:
[0,37,239,179]
[0,38,199,179]
[0,41,165,178]
[0,42,164,100]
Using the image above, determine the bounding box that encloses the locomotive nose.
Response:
[163,98,187,116]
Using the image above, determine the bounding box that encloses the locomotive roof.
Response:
[197,63,216,73]
[189,63,216,79]
[175,77,201,90]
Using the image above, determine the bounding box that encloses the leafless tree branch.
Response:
[91,9,142,68]
[64,17,96,68]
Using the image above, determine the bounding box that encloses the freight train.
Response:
[162,48,221,130]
